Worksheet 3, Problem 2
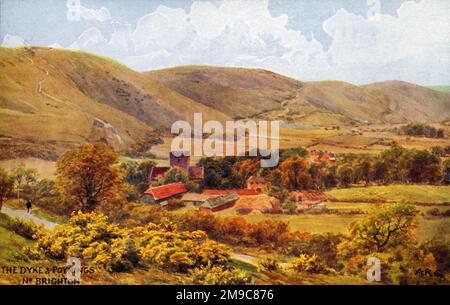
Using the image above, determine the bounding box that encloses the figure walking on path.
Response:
[26,200,32,214]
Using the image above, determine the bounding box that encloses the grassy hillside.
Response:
[0,47,228,159]
[326,185,450,204]
[428,85,450,93]
[2,47,449,160]
[365,81,450,122]
[149,67,450,126]
[146,65,303,119]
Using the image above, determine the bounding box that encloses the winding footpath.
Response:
[1,206,57,230]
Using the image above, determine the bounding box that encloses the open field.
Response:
[0,158,56,179]
[326,185,450,204]
[211,184,450,243]
[215,202,449,243]
[149,122,450,159]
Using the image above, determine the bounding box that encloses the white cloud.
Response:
[69,27,108,50]
[78,5,112,22]
[322,0,450,84]
[3,0,449,85]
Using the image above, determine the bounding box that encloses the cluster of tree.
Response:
[0,144,128,215]
[120,160,155,198]
[335,146,445,186]
[55,144,126,212]
[198,146,448,198]
[1,143,449,217]
[398,123,444,138]
[1,144,201,215]
[0,165,58,212]
[338,203,445,284]
[177,209,290,248]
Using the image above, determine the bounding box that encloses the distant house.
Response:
[286,191,333,213]
[181,193,211,205]
[148,152,204,181]
[309,150,337,163]
[202,189,260,196]
[288,190,331,204]
[199,192,239,212]
[246,176,269,192]
[141,182,187,205]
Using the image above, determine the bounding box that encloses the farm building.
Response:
[141,182,187,205]
[199,192,239,212]
[246,175,269,192]
[202,189,260,196]
[149,151,204,181]
[287,190,332,213]
[309,150,337,163]
[181,193,211,205]
[288,190,332,204]
[235,194,281,215]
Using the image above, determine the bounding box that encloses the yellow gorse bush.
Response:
[32,211,231,273]
[133,221,230,272]
[289,254,325,274]
[191,263,251,285]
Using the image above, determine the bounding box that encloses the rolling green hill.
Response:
[428,85,450,93]
[1,46,449,159]
[0,47,228,159]
[148,67,450,126]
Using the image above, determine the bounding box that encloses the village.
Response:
[140,150,337,215]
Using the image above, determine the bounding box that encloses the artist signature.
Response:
[415,268,445,279]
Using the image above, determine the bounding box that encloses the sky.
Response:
[1,0,449,85]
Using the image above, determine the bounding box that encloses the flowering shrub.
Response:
[289,254,326,274]
[191,264,251,285]
[134,222,230,272]
[257,257,280,272]
[33,211,138,272]
[32,211,231,274]
[6,216,40,240]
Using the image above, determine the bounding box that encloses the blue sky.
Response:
[1,0,449,85]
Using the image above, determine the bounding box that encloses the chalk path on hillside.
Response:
[0,206,57,230]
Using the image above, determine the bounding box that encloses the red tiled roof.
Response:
[149,167,170,180]
[144,182,187,200]
[202,189,260,196]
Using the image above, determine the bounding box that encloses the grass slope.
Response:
[149,67,450,126]
[2,46,450,160]
[326,185,450,204]
[428,85,450,93]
